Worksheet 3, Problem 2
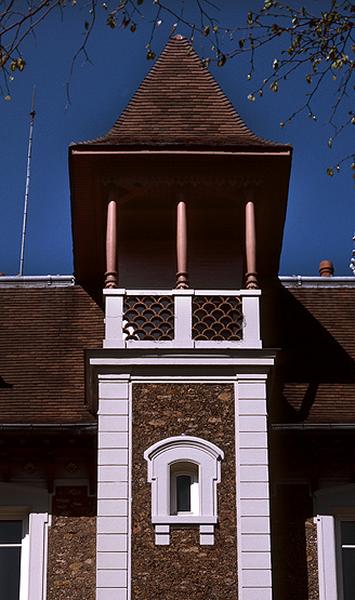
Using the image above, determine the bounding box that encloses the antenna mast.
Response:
[19,85,36,276]
[350,233,355,276]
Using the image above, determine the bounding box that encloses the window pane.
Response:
[0,547,21,600]
[341,522,355,546]
[177,475,191,512]
[0,521,22,544]
[342,548,355,600]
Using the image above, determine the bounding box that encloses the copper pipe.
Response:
[245,196,259,289]
[176,199,189,289]
[104,193,118,288]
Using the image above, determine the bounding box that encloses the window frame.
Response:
[336,516,355,600]
[170,461,199,516]
[0,508,30,600]
[315,485,355,600]
[0,484,50,600]
[144,435,224,545]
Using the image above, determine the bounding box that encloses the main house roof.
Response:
[0,286,103,423]
[80,35,288,150]
[0,284,354,425]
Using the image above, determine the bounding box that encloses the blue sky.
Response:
[0,2,353,277]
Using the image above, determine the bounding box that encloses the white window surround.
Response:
[144,435,224,545]
[315,484,355,600]
[0,483,50,600]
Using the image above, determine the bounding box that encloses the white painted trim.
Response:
[96,375,131,600]
[90,356,275,368]
[0,484,50,600]
[235,376,272,600]
[103,289,262,350]
[316,515,338,600]
[127,379,133,600]
[144,435,223,545]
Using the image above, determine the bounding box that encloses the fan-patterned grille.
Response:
[123,296,174,341]
[192,296,243,341]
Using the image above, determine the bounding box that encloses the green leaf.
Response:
[203,25,210,36]
[130,22,136,32]
[328,137,333,148]
[306,74,312,84]
[239,39,245,49]
[264,0,274,9]
[270,80,279,92]
[247,93,256,102]
[146,49,156,60]
[326,167,334,176]
[247,12,253,25]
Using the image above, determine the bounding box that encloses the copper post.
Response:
[244,195,259,289]
[104,192,118,288]
[176,199,189,289]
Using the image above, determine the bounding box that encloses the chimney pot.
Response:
[319,260,334,277]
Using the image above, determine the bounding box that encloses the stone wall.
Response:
[47,486,96,600]
[132,383,237,600]
[271,484,319,599]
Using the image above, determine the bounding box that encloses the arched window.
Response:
[144,435,224,545]
[170,462,199,515]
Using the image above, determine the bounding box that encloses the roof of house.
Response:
[0,282,353,425]
[0,286,103,424]
[269,286,355,424]
[78,35,288,150]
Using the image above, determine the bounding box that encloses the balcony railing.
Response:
[103,289,261,349]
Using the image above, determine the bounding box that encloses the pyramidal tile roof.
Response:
[87,35,286,150]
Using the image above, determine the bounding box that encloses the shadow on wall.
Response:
[271,483,318,600]
[261,283,355,422]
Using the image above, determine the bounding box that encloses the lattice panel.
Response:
[123,296,174,341]
[192,296,243,341]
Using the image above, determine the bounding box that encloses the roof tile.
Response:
[85,36,285,149]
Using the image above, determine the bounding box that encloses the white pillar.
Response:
[235,374,272,600]
[97,375,131,600]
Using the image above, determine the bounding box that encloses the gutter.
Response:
[272,423,355,431]
[0,423,96,432]
[279,276,355,288]
[0,275,75,288]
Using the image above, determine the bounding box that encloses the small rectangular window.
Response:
[0,520,22,600]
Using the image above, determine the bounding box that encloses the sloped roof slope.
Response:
[0,286,103,423]
[271,287,355,423]
[84,36,286,149]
